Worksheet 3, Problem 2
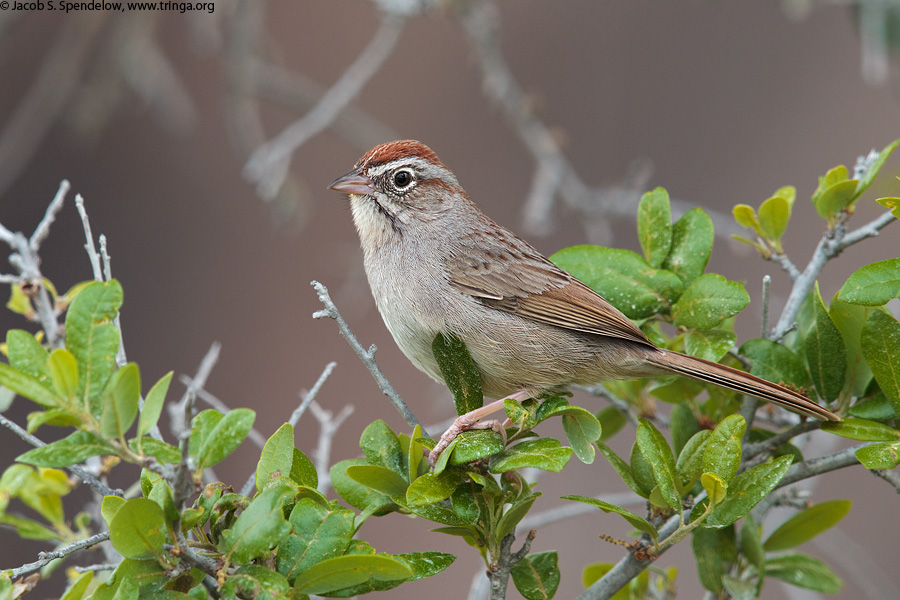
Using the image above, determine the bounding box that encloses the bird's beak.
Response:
[328,168,374,196]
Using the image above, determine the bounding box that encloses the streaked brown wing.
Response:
[446,232,653,348]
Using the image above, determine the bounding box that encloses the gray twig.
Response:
[75,195,103,282]
[73,563,119,573]
[10,532,111,578]
[180,376,267,449]
[743,419,821,460]
[489,531,535,600]
[29,180,71,251]
[169,342,221,438]
[308,400,354,494]
[768,252,801,281]
[243,12,406,199]
[311,280,425,434]
[291,361,337,427]
[870,468,900,493]
[0,414,120,497]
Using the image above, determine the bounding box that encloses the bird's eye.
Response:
[392,169,413,189]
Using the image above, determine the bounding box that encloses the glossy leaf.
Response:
[47,349,78,402]
[330,459,394,512]
[636,187,672,268]
[497,493,540,539]
[17,430,113,467]
[109,498,167,559]
[510,551,560,600]
[739,516,764,573]
[739,338,810,389]
[855,442,900,469]
[821,418,899,441]
[765,553,842,593]
[672,274,750,330]
[705,455,793,528]
[292,554,413,596]
[290,448,318,489]
[138,371,172,439]
[675,429,712,487]
[670,403,701,457]
[101,495,126,528]
[597,442,648,498]
[256,423,295,492]
[839,258,900,306]
[805,283,846,402]
[277,498,355,584]
[100,363,141,440]
[764,499,852,551]
[221,482,293,563]
[0,363,58,408]
[197,408,255,469]
[489,438,572,473]
[662,207,713,283]
[65,280,122,416]
[406,471,458,507]
[562,495,658,542]
[360,420,405,476]
[732,204,761,233]
[692,526,725,593]
[758,186,795,247]
[596,407,626,442]
[449,430,505,465]
[861,310,900,413]
[60,571,93,600]
[432,333,483,415]
[346,465,408,497]
[702,414,745,485]
[629,440,657,497]
[6,330,51,384]
[636,419,680,511]
[701,473,728,505]
[830,296,875,397]
[684,328,736,363]
[561,407,602,464]
[221,565,290,600]
[551,245,683,319]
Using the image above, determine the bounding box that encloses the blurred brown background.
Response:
[1,0,898,598]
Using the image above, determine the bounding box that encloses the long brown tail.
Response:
[647,349,840,421]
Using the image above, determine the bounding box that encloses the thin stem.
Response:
[291,361,337,427]
[29,180,71,251]
[75,195,103,282]
[311,280,426,435]
[10,532,110,578]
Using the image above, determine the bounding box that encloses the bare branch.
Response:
[29,180,71,251]
[311,280,426,435]
[243,13,406,199]
[169,342,221,438]
[743,419,821,460]
[768,252,801,281]
[10,532,110,578]
[870,468,900,493]
[75,195,103,282]
[308,400,354,494]
[181,375,267,450]
[291,361,337,427]
[0,414,119,498]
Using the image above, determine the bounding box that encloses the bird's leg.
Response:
[428,391,530,467]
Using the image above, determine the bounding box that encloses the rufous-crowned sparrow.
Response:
[329,140,839,463]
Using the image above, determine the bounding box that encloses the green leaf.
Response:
[0,362,59,408]
[860,310,900,413]
[848,392,896,421]
[855,442,900,469]
[670,403,701,457]
[702,414,746,486]
[60,571,93,600]
[764,499,852,551]
[692,526,725,593]
[739,516,764,573]
[221,482,293,563]
[550,245,683,319]
[662,208,714,284]
[197,408,255,469]
[705,455,793,528]
[636,187,672,268]
[701,473,728,505]
[6,330,51,385]
[561,495,658,542]
[684,328,736,363]
[672,274,750,330]
[138,438,181,464]
[277,498,355,584]
[758,186,795,246]
[432,333,483,416]
[17,430,114,467]
[675,429,712,487]
[330,459,394,513]
[148,480,178,524]
[497,493,540,539]
[856,138,900,198]
[811,165,857,218]
[821,418,900,441]
[765,552,842,593]
[489,438,573,473]
[597,443,648,498]
[256,423,295,493]
[629,440,657,497]
[561,407,602,464]
[290,448,318,489]
[839,258,900,306]
[101,495,126,528]
[406,425,425,484]
[100,363,141,440]
[292,554,413,596]
[188,409,222,457]
[510,551,560,600]
[138,372,171,439]
[221,565,290,600]
[805,283,846,403]
[346,465,409,497]
[636,419,680,511]
[109,498,167,559]
[406,471,458,507]
[360,420,405,478]
[393,551,455,581]
[877,196,900,219]
[596,407,626,442]
[48,349,79,402]
[830,296,876,397]
[739,338,810,389]
[65,280,122,416]
[732,204,760,233]
[449,430,505,465]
